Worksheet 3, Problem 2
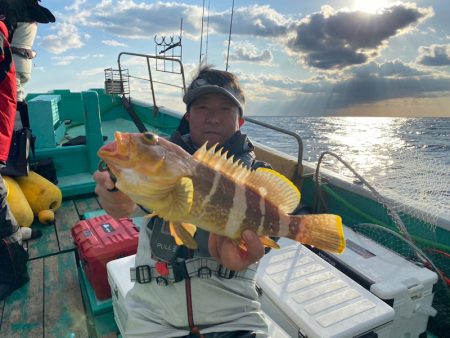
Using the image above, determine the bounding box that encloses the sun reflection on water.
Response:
[319,117,406,179]
[243,116,413,181]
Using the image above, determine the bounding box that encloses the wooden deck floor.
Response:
[0,195,145,337]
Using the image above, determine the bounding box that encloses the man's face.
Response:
[187,93,241,147]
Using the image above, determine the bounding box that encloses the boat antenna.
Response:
[199,0,206,64]
[204,0,210,64]
[225,0,235,71]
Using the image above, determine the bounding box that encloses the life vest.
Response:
[0,21,17,162]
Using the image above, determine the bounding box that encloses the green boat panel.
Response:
[56,199,86,252]
[43,252,89,337]
[0,252,89,337]
[26,220,59,260]
[79,265,113,316]
[0,259,44,337]
[75,196,103,218]
[28,95,64,148]
[78,261,118,338]
[58,172,96,197]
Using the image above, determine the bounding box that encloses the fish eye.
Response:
[143,132,158,143]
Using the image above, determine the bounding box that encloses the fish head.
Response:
[97,132,194,208]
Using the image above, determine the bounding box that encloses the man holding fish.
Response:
[94,66,344,337]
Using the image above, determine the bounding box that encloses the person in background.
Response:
[0,16,21,243]
[94,66,271,337]
[0,0,54,240]
[0,20,28,301]
[1,0,55,126]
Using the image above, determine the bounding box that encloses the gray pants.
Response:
[0,164,20,239]
[16,72,31,102]
[123,223,269,337]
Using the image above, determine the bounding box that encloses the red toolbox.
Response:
[71,214,139,300]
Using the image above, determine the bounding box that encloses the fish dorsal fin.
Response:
[247,168,300,213]
[193,142,251,184]
[193,143,300,213]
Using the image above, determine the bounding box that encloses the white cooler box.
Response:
[256,238,395,338]
[107,254,291,337]
[312,226,438,338]
[107,255,136,335]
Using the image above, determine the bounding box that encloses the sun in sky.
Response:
[352,0,391,13]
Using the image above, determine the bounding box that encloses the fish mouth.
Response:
[98,132,131,163]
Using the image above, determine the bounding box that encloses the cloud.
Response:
[51,54,104,66]
[65,0,87,12]
[52,55,78,66]
[227,42,273,64]
[209,5,292,37]
[102,39,128,47]
[237,60,450,116]
[68,1,292,41]
[417,44,450,66]
[296,61,450,108]
[39,22,84,54]
[350,60,425,78]
[79,67,107,77]
[287,3,433,70]
[75,2,199,39]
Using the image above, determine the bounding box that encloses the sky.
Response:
[26,0,450,117]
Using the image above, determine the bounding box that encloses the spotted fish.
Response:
[98,132,345,253]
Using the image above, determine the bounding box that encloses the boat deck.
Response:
[0,195,144,337]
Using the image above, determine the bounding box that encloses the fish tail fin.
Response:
[286,214,345,253]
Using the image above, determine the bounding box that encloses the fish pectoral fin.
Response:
[259,236,280,249]
[181,222,197,236]
[169,222,198,249]
[144,212,158,219]
[168,177,194,219]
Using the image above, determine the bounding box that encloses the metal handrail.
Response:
[117,52,187,112]
[244,116,304,184]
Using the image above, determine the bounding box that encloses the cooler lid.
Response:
[256,239,395,338]
[332,226,438,299]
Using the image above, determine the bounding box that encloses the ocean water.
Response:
[242,116,450,175]
[241,117,450,216]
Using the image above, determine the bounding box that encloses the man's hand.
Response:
[208,230,265,272]
[93,170,136,219]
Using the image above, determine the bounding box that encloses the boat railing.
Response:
[104,68,130,96]
[244,116,304,185]
[106,52,187,115]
